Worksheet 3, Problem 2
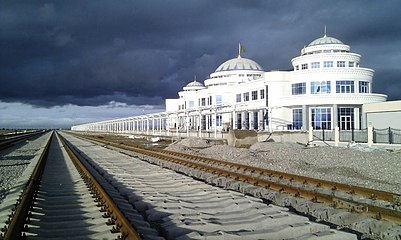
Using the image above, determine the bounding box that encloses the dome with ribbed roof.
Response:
[183,80,205,91]
[215,56,263,72]
[308,34,343,47]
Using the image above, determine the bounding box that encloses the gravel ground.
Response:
[0,132,52,203]
[166,137,401,194]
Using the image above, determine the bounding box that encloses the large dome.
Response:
[215,56,263,72]
[308,35,343,47]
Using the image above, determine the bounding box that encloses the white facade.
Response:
[72,33,388,136]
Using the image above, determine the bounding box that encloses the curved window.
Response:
[311,62,320,68]
[311,81,331,94]
[236,94,241,103]
[292,82,306,95]
[323,61,333,68]
[251,90,258,100]
[216,95,222,104]
[337,61,345,67]
[336,81,354,93]
[243,92,249,102]
[359,81,369,93]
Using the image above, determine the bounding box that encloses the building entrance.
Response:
[340,115,352,130]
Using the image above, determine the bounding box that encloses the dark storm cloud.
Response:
[1,0,401,108]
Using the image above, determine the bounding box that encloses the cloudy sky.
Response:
[1,1,401,129]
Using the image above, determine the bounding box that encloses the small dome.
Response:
[308,35,343,47]
[215,56,263,72]
[183,80,205,91]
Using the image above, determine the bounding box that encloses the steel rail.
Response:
[1,132,53,239]
[151,148,401,205]
[76,133,401,224]
[58,133,142,240]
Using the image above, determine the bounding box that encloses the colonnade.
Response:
[71,107,271,139]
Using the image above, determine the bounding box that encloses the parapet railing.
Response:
[313,127,401,144]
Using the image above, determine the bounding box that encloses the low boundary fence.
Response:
[313,127,401,144]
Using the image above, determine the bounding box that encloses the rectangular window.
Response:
[359,81,369,93]
[349,62,354,67]
[295,65,299,70]
[209,96,212,105]
[311,81,331,94]
[215,95,222,104]
[311,62,320,68]
[336,80,355,93]
[188,100,194,108]
[323,61,333,68]
[201,98,206,106]
[292,109,303,130]
[236,94,241,103]
[311,107,332,130]
[260,89,265,99]
[291,82,306,95]
[337,61,345,67]
[301,63,308,70]
[243,92,249,101]
[251,90,258,100]
[216,115,222,126]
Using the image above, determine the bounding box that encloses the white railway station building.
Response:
[72,33,390,138]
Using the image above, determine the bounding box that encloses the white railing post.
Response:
[308,124,314,144]
[334,126,340,147]
[368,125,373,147]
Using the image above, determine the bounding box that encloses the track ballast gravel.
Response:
[166,138,401,194]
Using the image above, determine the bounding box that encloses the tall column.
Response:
[232,110,236,130]
[146,118,149,135]
[302,105,308,130]
[186,113,189,136]
[333,104,338,129]
[354,107,360,130]
[198,111,202,137]
[214,109,217,139]
[152,117,155,135]
[176,114,179,136]
[159,118,162,135]
[268,109,273,132]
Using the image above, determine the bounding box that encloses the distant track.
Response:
[0,131,47,151]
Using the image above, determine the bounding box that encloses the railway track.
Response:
[2,130,399,239]
[0,132,140,239]
[60,132,358,239]
[72,132,401,238]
